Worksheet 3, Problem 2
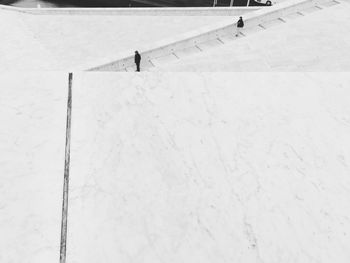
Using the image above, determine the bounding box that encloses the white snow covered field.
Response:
[1,72,350,262]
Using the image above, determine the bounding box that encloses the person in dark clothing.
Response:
[134,51,141,72]
[236,16,244,37]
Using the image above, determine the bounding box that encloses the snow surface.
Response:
[66,73,350,263]
[150,3,350,71]
[0,73,68,263]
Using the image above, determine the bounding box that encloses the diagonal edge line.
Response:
[60,72,73,263]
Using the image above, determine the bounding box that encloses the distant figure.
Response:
[236,16,244,37]
[134,51,141,72]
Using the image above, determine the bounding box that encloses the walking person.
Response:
[236,16,244,37]
[134,51,141,72]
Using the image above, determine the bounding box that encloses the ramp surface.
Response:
[67,73,350,263]
[0,8,231,70]
[0,73,68,263]
[150,3,350,71]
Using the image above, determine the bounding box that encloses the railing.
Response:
[0,4,259,16]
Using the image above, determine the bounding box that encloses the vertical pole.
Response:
[230,0,234,6]
[60,72,73,263]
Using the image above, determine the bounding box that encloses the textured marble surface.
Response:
[1,1,349,71]
[0,9,229,70]
[151,3,350,71]
[67,73,350,263]
[0,73,67,263]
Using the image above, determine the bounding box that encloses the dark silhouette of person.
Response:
[236,16,244,37]
[134,51,141,72]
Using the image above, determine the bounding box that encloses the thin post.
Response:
[230,0,234,6]
[60,72,73,263]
